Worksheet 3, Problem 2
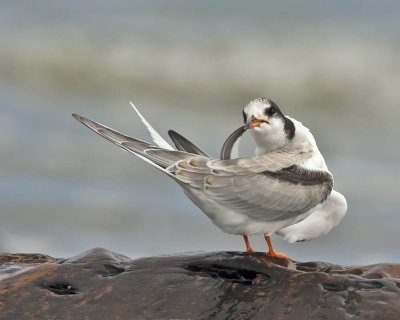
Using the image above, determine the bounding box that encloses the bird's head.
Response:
[242,98,295,153]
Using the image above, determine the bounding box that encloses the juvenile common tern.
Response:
[229,98,347,254]
[72,98,347,258]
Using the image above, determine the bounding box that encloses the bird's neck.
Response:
[253,118,327,170]
[255,144,280,155]
[288,119,328,170]
[252,127,287,155]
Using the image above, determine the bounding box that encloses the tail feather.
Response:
[168,130,209,157]
[129,102,210,158]
[129,101,174,150]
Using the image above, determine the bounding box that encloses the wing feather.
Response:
[203,170,332,222]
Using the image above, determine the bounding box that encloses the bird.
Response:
[72,98,347,259]
[238,98,347,254]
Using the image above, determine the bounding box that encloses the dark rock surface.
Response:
[1,248,399,320]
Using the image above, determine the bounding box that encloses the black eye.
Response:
[265,107,276,117]
[242,110,247,123]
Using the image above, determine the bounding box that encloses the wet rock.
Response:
[0,248,399,319]
[0,252,54,265]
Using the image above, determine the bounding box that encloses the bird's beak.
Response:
[248,115,269,128]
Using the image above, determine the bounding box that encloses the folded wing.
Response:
[168,150,333,222]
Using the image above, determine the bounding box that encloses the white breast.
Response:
[274,118,347,242]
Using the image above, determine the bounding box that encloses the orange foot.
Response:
[243,235,254,253]
[264,235,290,259]
[267,251,290,259]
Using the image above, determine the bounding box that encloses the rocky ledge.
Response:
[0,248,399,320]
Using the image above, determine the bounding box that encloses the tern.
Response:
[72,98,347,258]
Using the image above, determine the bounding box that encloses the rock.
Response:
[0,248,399,320]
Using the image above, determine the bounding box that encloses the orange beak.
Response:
[250,119,268,128]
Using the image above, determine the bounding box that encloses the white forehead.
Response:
[243,98,271,114]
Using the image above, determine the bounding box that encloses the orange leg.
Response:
[243,235,254,253]
[264,235,289,259]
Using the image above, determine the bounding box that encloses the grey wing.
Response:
[170,151,333,222]
[168,130,210,157]
[72,114,195,173]
[72,113,151,153]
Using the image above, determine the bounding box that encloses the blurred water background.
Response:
[1,1,399,264]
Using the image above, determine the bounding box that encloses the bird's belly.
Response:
[183,187,310,235]
[277,190,347,243]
